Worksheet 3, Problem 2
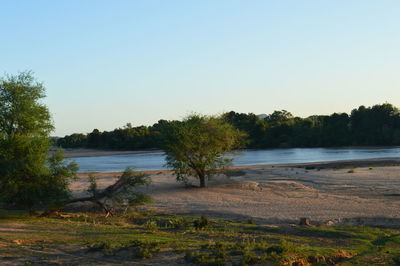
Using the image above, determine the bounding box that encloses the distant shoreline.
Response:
[75,157,400,177]
[57,146,400,158]
[51,148,163,158]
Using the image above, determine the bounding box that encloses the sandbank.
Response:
[71,158,400,228]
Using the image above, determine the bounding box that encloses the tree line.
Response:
[57,103,400,150]
[3,71,400,213]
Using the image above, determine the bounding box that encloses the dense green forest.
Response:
[57,103,400,150]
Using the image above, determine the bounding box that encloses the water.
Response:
[67,147,400,172]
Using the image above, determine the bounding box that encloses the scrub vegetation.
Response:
[1,210,400,265]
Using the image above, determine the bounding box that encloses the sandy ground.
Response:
[71,160,400,227]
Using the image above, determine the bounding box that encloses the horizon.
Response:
[1,1,399,136]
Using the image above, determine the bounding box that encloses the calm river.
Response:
[67,147,400,172]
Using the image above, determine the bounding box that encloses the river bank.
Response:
[71,158,400,228]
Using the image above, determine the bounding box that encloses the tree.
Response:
[87,128,101,148]
[164,114,244,188]
[57,133,87,148]
[222,111,267,148]
[350,103,400,145]
[72,168,151,217]
[40,168,151,218]
[0,72,77,212]
[264,110,293,126]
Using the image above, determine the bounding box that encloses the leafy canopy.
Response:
[164,114,244,187]
[0,72,77,211]
[84,168,151,216]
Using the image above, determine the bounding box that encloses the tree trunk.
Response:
[199,175,206,188]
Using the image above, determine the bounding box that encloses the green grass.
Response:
[0,210,399,265]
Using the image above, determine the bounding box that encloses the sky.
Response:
[1,0,400,136]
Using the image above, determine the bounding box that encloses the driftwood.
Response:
[39,209,70,218]
[39,169,150,218]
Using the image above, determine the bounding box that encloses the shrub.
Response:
[129,240,160,259]
[144,220,158,231]
[185,242,229,265]
[194,216,209,230]
[247,217,256,225]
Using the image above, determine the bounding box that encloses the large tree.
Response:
[0,72,77,212]
[164,114,244,188]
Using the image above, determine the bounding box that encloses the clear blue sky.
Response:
[1,0,399,136]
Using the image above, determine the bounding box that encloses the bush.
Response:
[87,240,160,259]
[144,220,158,231]
[130,240,160,259]
[185,242,229,265]
[247,217,256,225]
[165,216,191,229]
[194,216,209,230]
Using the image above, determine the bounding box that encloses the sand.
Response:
[70,160,400,227]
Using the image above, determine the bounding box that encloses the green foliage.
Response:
[247,217,255,225]
[265,110,294,126]
[87,240,160,259]
[86,168,152,214]
[130,240,160,259]
[1,210,399,265]
[185,239,305,265]
[185,242,228,265]
[193,215,209,230]
[0,72,77,211]
[222,111,266,148]
[0,71,53,136]
[87,241,114,255]
[164,114,245,187]
[164,216,192,229]
[87,174,98,197]
[110,169,152,210]
[144,220,158,231]
[232,240,270,265]
[39,149,78,209]
[350,103,400,145]
[57,102,400,150]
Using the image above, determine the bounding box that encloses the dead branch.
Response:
[39,169,150,217]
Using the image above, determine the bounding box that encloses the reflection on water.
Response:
[67,147,400,172]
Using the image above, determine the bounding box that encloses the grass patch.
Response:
[0,210,399,264]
